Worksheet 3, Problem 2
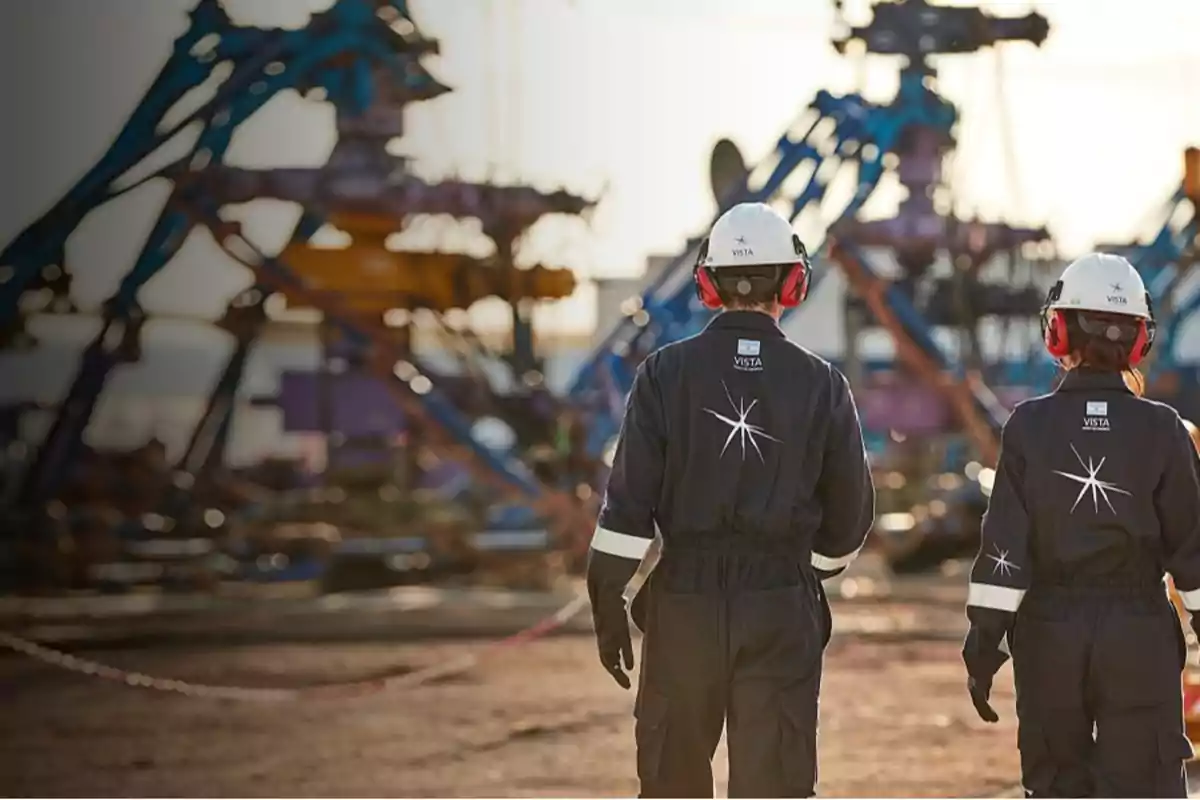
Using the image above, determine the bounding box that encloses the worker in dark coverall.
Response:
[586,202,876,798]
[962,252,1200,797]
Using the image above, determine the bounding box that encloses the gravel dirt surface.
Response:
[0,596,1026,798]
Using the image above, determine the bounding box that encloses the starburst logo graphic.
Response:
[1110,282,1123,292]
[703,381,781,461]
[1053,443,1131,514]
[986,544,1021,578]
[735,235,747,245]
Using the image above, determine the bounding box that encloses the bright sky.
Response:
[1,0,1198,342]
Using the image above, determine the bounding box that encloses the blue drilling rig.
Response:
[2,0,448,514]
[0,0,597,590]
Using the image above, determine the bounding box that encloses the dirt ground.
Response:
[0,596,1026,798]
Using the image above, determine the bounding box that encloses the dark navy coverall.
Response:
[966,369,1200,797]
[586,311,876,798]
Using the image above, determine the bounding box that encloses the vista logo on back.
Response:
[1083,400,1110,432]
[735,339,763,372]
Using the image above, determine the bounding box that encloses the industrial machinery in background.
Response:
[2,0,1193,597]
[192,49,594,591]
[0,0,1065,590]
[567,0,1056,572]
[0,0,593,595]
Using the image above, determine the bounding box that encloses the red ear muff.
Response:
[695,266,724,309]
[693,238,723,309]
[1043,309,1071,358]
[1041,280,1071,359]
[1128,292,1156,367]
[777,233,812,309]
[1128,320,1149,367]
[778,263,809,308]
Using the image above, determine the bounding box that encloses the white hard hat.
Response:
[701,202,800,269]
[1048,252,1150,319]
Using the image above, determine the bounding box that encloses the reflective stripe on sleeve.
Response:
[967,582,1026,612]
[590,526,653,560]
[812,549,859,572]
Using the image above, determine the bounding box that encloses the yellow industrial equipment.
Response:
[277,212,576,315]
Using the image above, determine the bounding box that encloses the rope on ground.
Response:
[0,594,589,702]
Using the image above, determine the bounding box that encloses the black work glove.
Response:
[591,589,635,689]
[962,624,1010,723]
[586,548,641,689]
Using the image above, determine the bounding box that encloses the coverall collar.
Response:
[1055,368,1134,394]
[706,310,787,337]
